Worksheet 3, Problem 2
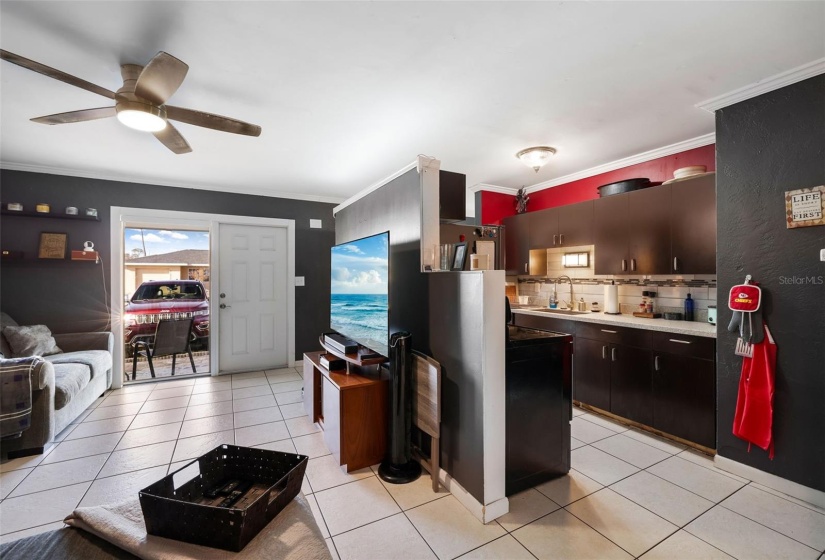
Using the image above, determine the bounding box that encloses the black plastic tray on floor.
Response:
[139,444,308,552]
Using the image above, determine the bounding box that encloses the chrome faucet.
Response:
[556,275,574,309]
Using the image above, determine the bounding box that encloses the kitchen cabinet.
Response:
[595,187,671,275]
[558,200,594,247]
[529,208,558,249]
[608,343,653,426]
[627,187,672,274]
[593,194,630,274]
[439,170,466,223]
[528,201,594,249]
[651,332,716,448]
[594,177,716,275]
[503,214,531,275]
[576,323,652,425]
[671,174,716,274]
[572,337,611,410]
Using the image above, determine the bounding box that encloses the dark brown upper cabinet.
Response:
[527,201,594,250]
[503,214,530,275]
[627,186,672,274]
[671,174,716,274]
[558,201,594,247]
[595,177,716,275]
[529,208,558,249]
[439,170,466,223]
[594,194,630,274]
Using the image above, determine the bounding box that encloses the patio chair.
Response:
[131,318,197,380]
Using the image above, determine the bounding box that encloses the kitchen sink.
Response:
[525,307,591,315]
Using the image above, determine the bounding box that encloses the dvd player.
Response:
[324,333,358,354]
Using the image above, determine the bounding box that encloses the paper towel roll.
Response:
[604,283,619,314]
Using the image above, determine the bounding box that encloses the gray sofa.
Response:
[0,312,113,458]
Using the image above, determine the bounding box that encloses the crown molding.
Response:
[0,161,346,204]
[332,160,419,216]
[524,133,716,195]
[696,57,825,113]
[469,183,518,195]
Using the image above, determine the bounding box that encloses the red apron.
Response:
[732,324,776,458]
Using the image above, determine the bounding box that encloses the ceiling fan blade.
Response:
[153,122,192,154]
[0,49,115,100]
[165,105,262,137]
[31,106,116,125]
[134,51,189,106]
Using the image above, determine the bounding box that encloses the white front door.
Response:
[218,224,289,372]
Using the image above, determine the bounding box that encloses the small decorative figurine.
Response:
[515,187,529,214]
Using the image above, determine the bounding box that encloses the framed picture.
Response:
[38,232,67,259]
[452,242,468,271]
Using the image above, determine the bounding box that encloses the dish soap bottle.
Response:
[684,293,695,321]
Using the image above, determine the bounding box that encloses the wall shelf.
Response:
[1,209,100,222]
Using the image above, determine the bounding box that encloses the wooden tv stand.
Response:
[302,351,389,472]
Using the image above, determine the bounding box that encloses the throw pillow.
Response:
[2,325,62,358]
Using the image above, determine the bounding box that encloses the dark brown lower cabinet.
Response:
[573,337,611,411]
[571,321,715,448]
[653,352,716,448]
[609,344,653,426]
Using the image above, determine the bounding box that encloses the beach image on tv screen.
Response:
[330,232,389,356]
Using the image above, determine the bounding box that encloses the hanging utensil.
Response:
[735,312,755,358]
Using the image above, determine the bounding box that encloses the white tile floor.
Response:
[1,369,824,560]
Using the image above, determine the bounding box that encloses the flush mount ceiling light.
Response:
[516,146,556,172]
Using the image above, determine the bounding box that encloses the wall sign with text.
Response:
[785,186,824,229]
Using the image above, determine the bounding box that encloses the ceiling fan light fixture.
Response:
[516,146,556,172]
[116,103,167,132]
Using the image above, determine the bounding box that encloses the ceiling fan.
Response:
[0,49,262,154]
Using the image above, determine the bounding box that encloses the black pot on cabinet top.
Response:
[597,178,651,197]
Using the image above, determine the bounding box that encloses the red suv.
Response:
[124,280,209,352]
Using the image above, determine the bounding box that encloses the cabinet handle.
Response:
[673,257,679,272]
[524,263,528,273]
[654,355,660,371]
[560,234,565,245]
[553,234,558,246]
[602,345,607,360]
[669,339,692,344]
[600,329,617,334]
[631,258,636,272]
[611,347,617,362]
[621,259,627,271]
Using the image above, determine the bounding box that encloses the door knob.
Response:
[219,303,231,309]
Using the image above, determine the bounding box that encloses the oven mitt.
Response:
[728,308,765,344]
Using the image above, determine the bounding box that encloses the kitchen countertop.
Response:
[512,307,717,338]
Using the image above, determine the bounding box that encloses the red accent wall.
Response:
[480,144,715,224]
[480,190,520,226]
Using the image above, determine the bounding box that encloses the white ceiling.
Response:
[1,1,823,209]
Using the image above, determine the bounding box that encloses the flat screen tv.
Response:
[330,231,390,357]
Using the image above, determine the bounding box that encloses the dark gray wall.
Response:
[429,272,486,502]
[334,168,430,354]
[0,170,335,361]
[716,75,825,492]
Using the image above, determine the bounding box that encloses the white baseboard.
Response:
[438,469,509,523]
[714,456,825,509]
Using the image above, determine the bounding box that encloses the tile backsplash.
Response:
[512,245,716,322]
